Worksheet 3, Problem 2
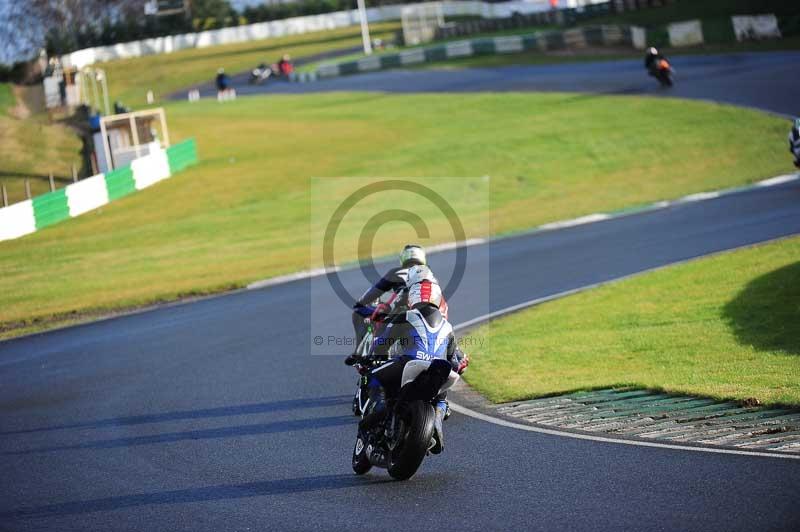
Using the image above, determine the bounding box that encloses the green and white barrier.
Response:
[294,25,633,82]
[0,138,198,243]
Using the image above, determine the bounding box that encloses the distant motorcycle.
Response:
[249,64,272,84]
[651,59,674,87]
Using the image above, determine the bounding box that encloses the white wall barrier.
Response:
[66,174,110,217]
[631,26,647,50]
[131,149,171,190]
[732,15,782,41]
[667,20,704,47]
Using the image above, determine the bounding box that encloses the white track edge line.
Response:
[453,234,800,333]
[449,234,800,459]
[447,402,800,460]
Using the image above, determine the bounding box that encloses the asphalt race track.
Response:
[4,52,800,531]
[182,51,800,117]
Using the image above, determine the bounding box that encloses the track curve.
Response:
[179,51,800,117]
[3,52,800,531]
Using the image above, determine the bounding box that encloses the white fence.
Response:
[61,1,602,69]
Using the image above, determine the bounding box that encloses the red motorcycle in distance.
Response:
[652,58,674,87]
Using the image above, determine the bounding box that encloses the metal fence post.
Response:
[49,172,56,192]
[1,184,7,207]
[25,179,31,199]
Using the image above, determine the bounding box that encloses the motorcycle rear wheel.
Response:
[387,400,435,481]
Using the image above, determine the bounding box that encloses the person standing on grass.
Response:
[789,118,800,169]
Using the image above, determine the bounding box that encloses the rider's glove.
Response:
[370,303,391,322]
[353,304,376,318]
[457,351,470,375]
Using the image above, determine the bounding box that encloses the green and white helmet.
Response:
[400,244,426,267]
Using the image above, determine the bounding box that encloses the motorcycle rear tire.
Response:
[387,400,435,481]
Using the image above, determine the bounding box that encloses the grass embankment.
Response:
[0,84,84,204]
[0,92,791,338]
[0,83,14,112]
[100,23,399,107]
[466,236,800,407]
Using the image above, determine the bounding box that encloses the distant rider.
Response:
[644,47,667,75]
[215,68,229,92]
[358,269,468,454]
[345,244,427,365]
[277,54,294,76]
[789,118,800,169]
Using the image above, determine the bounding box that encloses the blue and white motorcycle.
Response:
[350,290,404,417]
[352,356,460,481]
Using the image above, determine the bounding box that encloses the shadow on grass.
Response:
[723,261,800,355]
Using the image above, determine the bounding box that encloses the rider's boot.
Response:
[430,400,447,454]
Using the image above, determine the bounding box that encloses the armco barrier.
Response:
[295,25,633,82]
[0,138,198,243]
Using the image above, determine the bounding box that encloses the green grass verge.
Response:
[101,23,399,107]
[0,92,791,338]
[0,83,14,113]
[465,236,800,407]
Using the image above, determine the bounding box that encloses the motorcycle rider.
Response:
[345,244,427,365]
[644,47,667,75]
[276,54,294,76]
[358,271,468,454]
[789,118,800,169]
